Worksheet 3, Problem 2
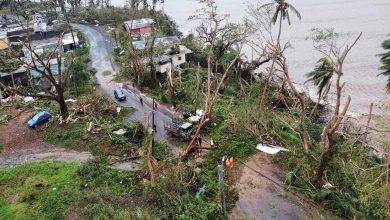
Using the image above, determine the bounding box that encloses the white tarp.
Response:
[24,97,35,103]
[196,109,203,117]
[188,115,200,122]
[256,144,289,155]
[113,129,126,136]
[65,99,77,103]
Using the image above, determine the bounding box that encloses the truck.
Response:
[164,117,194,141]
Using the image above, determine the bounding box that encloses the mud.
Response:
[230,153,335,220]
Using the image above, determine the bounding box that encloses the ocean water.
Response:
[111,0,390,115]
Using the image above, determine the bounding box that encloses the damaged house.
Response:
[132,36,193,74]
[123,18,154,37]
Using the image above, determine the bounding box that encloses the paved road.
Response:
[72,24,180,154]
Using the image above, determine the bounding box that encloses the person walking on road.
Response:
[153,124,157,133]
[139,96,143,105]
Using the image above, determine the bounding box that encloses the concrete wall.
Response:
[128,26,153,36]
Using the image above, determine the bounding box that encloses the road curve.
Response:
[72,24,180,153]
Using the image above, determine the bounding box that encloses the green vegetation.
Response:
[43,95,143,157]
[153,142,174,161]
[70,6,179,37]
[379,37,390,92]
[0,114,10,124]
[1,1,389,220]
[67,32,97,97]
[0,59,22,73]
[0,161,140,219]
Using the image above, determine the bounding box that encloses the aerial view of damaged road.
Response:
[0,0,389,219]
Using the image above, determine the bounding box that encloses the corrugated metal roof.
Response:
[124,18,154,30]
[0,38,8,50]
[132,36,180,50]
[29,59,65,78]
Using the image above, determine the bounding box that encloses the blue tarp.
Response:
[30,63,65,78]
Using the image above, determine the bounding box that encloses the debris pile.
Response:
[71,95,119,117]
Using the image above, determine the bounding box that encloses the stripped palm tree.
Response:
[306,58,334,98]
[260,0,301,44]
[305,57,333,116]
[258,0,301,107]
[379,38,390,92]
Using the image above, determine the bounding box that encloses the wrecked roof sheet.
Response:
[29,59,65,78]
[132,36,180,50]
[0,38,8,50]
[256,144,289,155]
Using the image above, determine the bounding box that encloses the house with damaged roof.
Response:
[132,36,193,74]
[123,18,155,37]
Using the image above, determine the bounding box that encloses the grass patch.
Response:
[43,118,145,156]
[153,142,174,161]
[0,114,11,124]
[0,161,139,219]
[43,123,85,147]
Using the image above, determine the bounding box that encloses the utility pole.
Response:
[162,0,165,15]
[194,63,200,114]
[217,156,227,218]
[113,30,118,48]
[73,72,79,97]
[0,82,2,107]
[59,0,76,48]
[152,97,155,148]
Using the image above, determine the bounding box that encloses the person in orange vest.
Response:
[225,157,234,168]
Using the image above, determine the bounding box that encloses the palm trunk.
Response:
[277,14,282,46]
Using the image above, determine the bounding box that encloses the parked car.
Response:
[114,88,126,101]
[27,111,52,128]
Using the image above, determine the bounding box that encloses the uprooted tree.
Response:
[0,36,74,117]
[267,29,362,185]
[181,0,248,160]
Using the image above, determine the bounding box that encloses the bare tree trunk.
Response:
[147,137,155,185]
[194,63,200,114]
[0,86,2,107]
[259,59,275,107]
[386,155,389,186]
[149,26,158,88]
[363,103,374,143]
[276,14,283,46]
[315,72,352,184]
[57,87,68,116]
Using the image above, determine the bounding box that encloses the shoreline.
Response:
[159,0,390,118]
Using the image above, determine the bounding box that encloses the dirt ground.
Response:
[0,107,95,168]
[230,153,336,220]
[0,107,54,155]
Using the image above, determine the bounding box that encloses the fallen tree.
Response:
[181,0,247,160]
[266,30,362,185]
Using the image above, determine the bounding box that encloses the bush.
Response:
[77,160,136,191]
[153,142,174,161]
[109,121,145,146]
